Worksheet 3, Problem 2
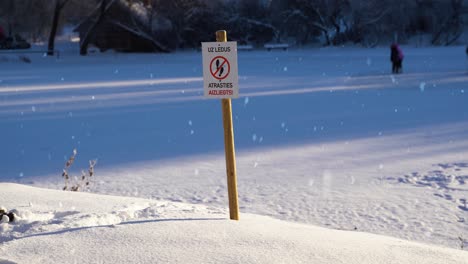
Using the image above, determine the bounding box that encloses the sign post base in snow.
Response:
[216,30,239,220]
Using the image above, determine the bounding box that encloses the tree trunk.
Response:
[47,0,62,56]
[323,30,331,46]
[7,0,14,36]
[8,22,12,37]
[80,0,108,56]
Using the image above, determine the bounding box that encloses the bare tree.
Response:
[150,0,215,48]
[431,0,464,45]
[277,0,351,46]
[339,0,392,46]
[47,0,70,56]
[79,0,113,55]
[1,0,467,49]
[0,0,37,36]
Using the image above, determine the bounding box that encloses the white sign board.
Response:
[202,41,239,99]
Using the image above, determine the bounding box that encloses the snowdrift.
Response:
[0,183,466,264]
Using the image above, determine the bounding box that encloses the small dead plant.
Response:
[459,236,467,250]
[62,149,97,191]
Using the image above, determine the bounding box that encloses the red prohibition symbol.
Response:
[210,56,230,80]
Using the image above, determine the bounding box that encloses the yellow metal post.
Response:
[216,30,239,220]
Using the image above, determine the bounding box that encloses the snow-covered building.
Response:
[74,0,168,53]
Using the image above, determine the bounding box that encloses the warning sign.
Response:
[202,42,239,99]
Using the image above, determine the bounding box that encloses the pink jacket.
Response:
[397,46,404,60]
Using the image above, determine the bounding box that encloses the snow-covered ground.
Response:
[1,43,468,262]
[1,183,467,264]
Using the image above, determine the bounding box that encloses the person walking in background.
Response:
[390,43,404,74]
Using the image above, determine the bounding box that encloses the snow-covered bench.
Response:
[264,43,289,51]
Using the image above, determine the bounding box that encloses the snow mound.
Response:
[0,183,466,264]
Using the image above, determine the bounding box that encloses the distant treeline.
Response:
[0,0,466,49]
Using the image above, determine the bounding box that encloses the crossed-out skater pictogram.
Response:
[210,56,231,80]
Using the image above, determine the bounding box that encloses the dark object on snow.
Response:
[0,34,31,50]
[7,212,15,222]
[74,0,168,53]
[390,43,404,74]
[18,55,32,63]
[0,209,16,223]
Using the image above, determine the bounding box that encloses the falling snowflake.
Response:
[350,176,356,185]
[419,82,426,92]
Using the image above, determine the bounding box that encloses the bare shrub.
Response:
[62,149,97,192]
